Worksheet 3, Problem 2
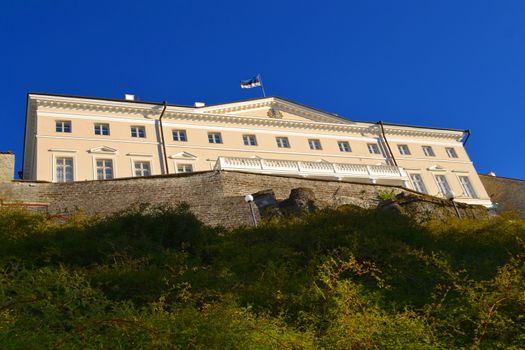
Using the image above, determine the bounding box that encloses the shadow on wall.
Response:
[251,187,489,223]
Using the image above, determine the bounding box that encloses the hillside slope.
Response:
[0,205,524,349]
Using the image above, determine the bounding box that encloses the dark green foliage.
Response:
[0,204,524,348]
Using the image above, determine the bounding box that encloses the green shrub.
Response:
[0,204,524,348]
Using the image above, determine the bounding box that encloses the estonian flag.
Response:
[240,74,262,89]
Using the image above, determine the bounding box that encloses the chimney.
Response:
[0,151,15,182]
[194,102,205,107]
[124,94,135,101]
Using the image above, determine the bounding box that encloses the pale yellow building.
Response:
[23,93,492,206]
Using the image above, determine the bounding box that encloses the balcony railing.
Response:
[214,156,408,183]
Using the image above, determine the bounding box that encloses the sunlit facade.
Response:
[23,93,492,206]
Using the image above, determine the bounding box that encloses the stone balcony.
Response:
[214,156,409,186]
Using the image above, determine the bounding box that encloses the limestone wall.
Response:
[0,170,490,227]
[0,152,15,182]
[480,174,525,219]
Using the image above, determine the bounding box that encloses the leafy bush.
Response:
[0,204,524,348]
[377,189,398,201]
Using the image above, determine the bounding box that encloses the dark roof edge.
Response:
[27,92,194,108]
[369,121,466,134]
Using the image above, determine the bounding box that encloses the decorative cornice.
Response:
[28,94,464,141]
[163,111,462,140]
[200,97,347,124]
[30,95,170,118]
[163,110,370,134]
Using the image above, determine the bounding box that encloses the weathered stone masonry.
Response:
[480,174,525,219]
[0,170,489,227]
[0,152,15,182]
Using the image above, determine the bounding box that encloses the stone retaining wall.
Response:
[0,170,489,227]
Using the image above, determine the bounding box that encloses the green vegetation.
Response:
[0,204,524,349]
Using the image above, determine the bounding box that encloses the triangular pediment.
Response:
[428,165,446,171]
[88,146,118,154]
[168,152,197,160]
[198,97,352,125]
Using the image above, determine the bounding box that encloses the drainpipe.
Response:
[377,121,398,167]
[158,102,170,174]
[462,129,471,146]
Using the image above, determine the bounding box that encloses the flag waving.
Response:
[240,74,262,89]
[240,74,266,97]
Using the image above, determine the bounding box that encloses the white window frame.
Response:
[367,143,381,155]
[50,151,77,183]
[176,163,194,173]
[132,160,152,177]
[458,175,478,199]
[434,174,453,197]
[94,123,110,136]
[54,156,75,183]
[208,132,223,144]
[338,141,351,152]
[95,159,115,180]
[172,129,188,142]
[91,154,117,180]
[131,126,146,138]
[422,146,435,157]
[308,139,322,150]
[446,147,458,158]
[409,173,428,194]
[243,134,258,146]
[398,144,411,155]
[276,137,290,148]
[55,120,72,133]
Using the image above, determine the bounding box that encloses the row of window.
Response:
[55,157,193,183]
[410,173,477,198]
[56,121,147,138]
[56,120,459,158]
[176,130,383,154]
[197,131,457,158]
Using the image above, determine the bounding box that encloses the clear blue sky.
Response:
[1,1,524,179]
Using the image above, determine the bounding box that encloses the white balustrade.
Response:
[215,156,408,182]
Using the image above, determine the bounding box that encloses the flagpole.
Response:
[258,74,266,97]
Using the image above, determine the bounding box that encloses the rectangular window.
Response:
[308,139,322,150]
[208,132,222,144]
[243,134,257,146]
[422,146,435,157]
[134,161,151,177]
[338,141,351,152]
[367,143,381,155]
[459,176,477,198]
[131,126,146,138]
[55,157,73,183]
[94,123,110,136]
[276,137,290,148]
[177,164,193,173]
[398,144,411,155]
[172,130,187,142]
[96,159,113,180]
[410,174,428,194]
[55,120,71,133]
[446,147,458,158]
[435,175,453,197]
